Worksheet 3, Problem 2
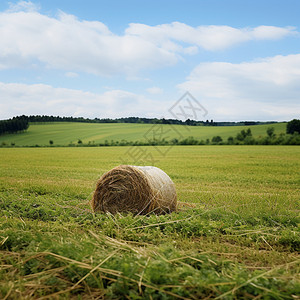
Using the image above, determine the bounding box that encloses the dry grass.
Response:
[91,165,177,215]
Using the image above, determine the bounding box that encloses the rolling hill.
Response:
[0,122,286,146]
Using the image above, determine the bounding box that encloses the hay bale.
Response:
[92,165,177,215]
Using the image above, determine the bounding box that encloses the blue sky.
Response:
[0,0,299,121]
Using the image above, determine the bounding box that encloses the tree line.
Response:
[2,124,298,147]
[0,116,29,135]
[57,121,300,147]
[1,115,299,146]
[2,115,279,127]
[211,125,300,145]
[77,126,299,146]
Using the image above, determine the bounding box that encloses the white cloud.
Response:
[0,9,177,75]
[65,72,79,78]
[146,86,163,94]
[0,82,168,119]
[127,22,297,51]
[178,54,300,121]
[251,25,296,40]
[0,6,297,75]
[7,1,39,12]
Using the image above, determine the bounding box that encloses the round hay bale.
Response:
[92,165,177,215]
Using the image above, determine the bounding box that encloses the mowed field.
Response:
[0,146,299,299]
[0,122,286,146]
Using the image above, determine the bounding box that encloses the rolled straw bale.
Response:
[92,165,177,215]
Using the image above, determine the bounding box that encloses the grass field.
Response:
[0,122,286,146]
[0,146,299,299]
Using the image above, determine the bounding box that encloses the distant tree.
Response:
[287,119,300,134]
[236,128,252,141]
[236,132,245,141]
[77,139,82,145]
[244,136,255,145]
[266,127,275,138]
[171,138,179,145]
[49,140,53,145]
[246,128,252,136]
[180,136,198,145]
[0,117,29,135]
[212,136,223,143]
[227,136,234,144]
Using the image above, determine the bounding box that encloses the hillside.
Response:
[0,122,286,146]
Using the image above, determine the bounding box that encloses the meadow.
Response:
[0,122,286,146]
[0,146,299,299]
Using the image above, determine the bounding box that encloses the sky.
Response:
[0,0,300,121]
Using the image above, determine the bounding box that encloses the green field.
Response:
[0,146,299,299]
[0,122,286,146]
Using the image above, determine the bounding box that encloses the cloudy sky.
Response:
[0,0,300,121]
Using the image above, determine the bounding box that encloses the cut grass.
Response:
[0,146,299,299]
